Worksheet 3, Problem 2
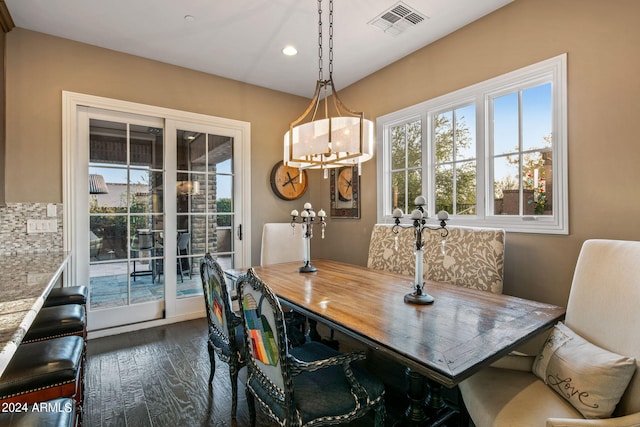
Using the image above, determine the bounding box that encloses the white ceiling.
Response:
[5,0,512,98]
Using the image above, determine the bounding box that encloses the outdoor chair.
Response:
[236,268,386,427]
[199,253,245,419]
[178,232,192,282]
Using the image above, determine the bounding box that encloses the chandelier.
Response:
[284,0,374,174]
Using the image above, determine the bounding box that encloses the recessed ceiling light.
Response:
[282,46,298,56]
[184,15,195,22]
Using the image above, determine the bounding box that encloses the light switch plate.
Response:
[27,219,58,234]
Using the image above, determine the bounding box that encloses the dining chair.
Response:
[261,222,308,347]
[367,223,506,422]
[459,239,640,427]
[236,268,386,427]
[199,253,245,419]
[367,224,506,293]
[260,222,305,265]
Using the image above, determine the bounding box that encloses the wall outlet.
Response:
[47,204,57,217]
[27,219,58,234]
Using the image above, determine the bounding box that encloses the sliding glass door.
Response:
[85,110,166,329]
[65,93,251,333]
[169,125,238,316]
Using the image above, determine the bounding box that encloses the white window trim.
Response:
[376,54,568,234]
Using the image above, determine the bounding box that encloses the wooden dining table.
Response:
[229,258,566,425]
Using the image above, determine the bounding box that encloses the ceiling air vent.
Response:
[369,1,428,36]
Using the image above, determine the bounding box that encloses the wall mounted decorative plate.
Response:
[330,166,360,218]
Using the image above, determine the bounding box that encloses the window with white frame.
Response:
[377,54,567,234]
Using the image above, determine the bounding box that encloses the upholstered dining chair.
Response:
[459,239,640,427]
[260,222,305,266]
[261,222,308,347]
[199,253,245,419]
[367,223,506,421]
[236,268,386,427]
[367,224,506,293]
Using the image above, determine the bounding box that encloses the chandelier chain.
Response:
[283,0,372,170]
[317,0,323,82]
[328,0,333,78]
[317,0,334,82]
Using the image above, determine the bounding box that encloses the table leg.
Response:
[307,318,322,342]
[402,368,428,424]
[424,379,458,426]
[395,369,459,426]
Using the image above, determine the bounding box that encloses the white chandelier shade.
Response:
[284,115,374,169]
[283,0,374,171]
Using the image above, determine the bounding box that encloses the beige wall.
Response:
[5,27,310,264]
[5,0,640,308]
[0,30,5,206]
[315,0,640,307]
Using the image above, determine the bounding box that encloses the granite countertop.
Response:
[0,251,70,377]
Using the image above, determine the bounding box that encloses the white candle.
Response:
[411,209,423,220]
[318,209,326,217]
[300,210,309,217]
[392,208,403,218]
[291,209,299,217]
[303,202,312,210]
[437,210,449,220]
[414,195,426,206]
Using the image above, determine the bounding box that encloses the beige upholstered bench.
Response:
[367,224,505,294]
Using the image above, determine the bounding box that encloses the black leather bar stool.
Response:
[44,286,88,309]
[0,397,76,426]
[30,285,88,344]
[19,303,87,419]
[21,304,86,344]
[0,337,84,424]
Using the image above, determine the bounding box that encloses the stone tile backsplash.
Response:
[0,203,63,255]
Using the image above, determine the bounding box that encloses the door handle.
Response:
[236,224,242,241]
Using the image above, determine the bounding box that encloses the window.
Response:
[377,54,567,234]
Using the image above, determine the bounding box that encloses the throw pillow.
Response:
[533,322,636,418]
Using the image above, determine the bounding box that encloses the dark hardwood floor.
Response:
[85,318,464,426]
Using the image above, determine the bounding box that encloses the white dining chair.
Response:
[260,222,305,266]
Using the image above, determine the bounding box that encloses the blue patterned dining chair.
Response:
[199,253,246,419]
[236,268,386,427]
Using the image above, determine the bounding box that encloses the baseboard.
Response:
[87,312,205,339]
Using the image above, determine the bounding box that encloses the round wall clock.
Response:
[337,167,353,201]
[270,161,308,200]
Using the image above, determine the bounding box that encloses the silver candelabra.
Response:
[392,196,449,304]
[290,203,327,273]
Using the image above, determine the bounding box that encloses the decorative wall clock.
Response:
[269,161,308,201]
